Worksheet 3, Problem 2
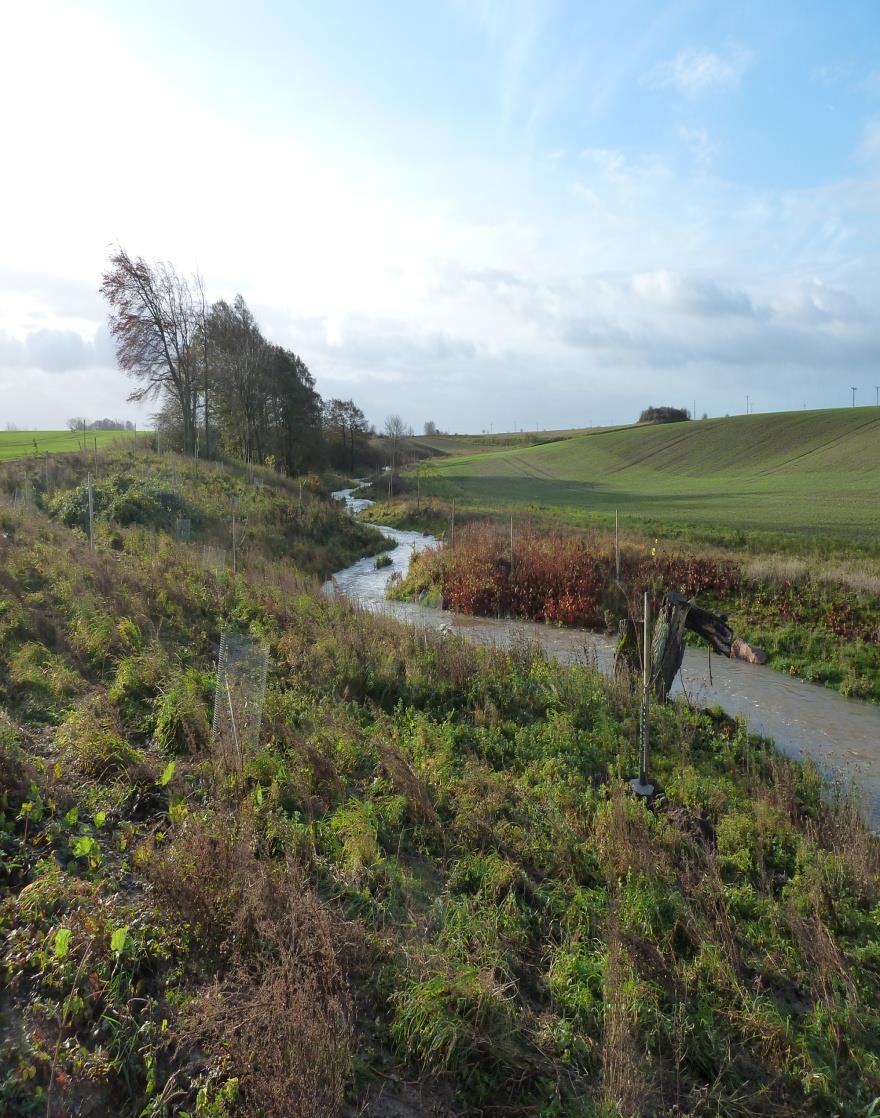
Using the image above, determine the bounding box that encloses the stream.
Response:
[326,488,880,827]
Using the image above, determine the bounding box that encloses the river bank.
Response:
[329,488,880,827]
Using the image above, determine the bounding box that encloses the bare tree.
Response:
[100,248,200,453]
[384,414,406,467]
[194,271,211,458]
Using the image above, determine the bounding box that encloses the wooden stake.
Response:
[87,473,95,552]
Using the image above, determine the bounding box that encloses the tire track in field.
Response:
[600,427,698,475]
[754,414,880,476]
[503,453,559,482]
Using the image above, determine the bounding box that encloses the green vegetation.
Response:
[409,426,617,458]
[0,429,141,461]
[412,408,880,553]
[1,450,879,1117]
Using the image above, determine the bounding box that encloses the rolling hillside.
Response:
[416,408,880,548]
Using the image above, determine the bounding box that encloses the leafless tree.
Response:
[100,248,200,453]
[384,413,407,467]
[194,271,211,458]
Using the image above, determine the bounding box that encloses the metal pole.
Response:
[642,592,650,785]
[93,437,98,480]
[87,473,95,552]
[615,509,620,582]
[630,592,654,796]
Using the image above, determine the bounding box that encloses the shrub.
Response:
[391,960,526,1086]
[49,472,186,533]
[185,860,352,1118]
[149,813,352,1117]
[56,698,150,782]
[153,667,213,754]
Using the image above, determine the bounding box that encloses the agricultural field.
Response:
[2,450,879,1116]
[410,409,880,553]
[0,430,145,461]
[407,425,622,458]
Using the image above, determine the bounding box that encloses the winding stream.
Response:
[326,489,880,826]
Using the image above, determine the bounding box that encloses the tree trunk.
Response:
[613,592,734,702]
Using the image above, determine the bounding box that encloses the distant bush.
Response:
[638,406,690,424]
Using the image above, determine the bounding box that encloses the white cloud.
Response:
[811,63,853,87]
[678,126,718,167]
[0,326,113,372]
[646,47,752,94]
[860,118,880,161]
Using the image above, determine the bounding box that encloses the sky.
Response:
[1,0,879,433]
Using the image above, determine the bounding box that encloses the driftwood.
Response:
[614,592,735,701]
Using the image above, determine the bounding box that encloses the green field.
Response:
[409,424,623,457]
[414,408,880,551]
[0,429,145,460]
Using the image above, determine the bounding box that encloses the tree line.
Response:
[67,417,136,431]
[100,248,374,474]
[638,405,691,424]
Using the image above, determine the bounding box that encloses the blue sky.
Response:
[1,0,878,430]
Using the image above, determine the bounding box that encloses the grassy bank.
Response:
[390,524,880,702]
[1,454,879,1116]
[410,409,880,555]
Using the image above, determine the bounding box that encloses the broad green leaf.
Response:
[64,807,79,826]
[158,761,176,787]
[110,926,128,956]
[71,834,99,858]
[54,928,72,959]
[94,811,107,827]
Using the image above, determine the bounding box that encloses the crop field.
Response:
[408,424,624,457]
[414,408,880,551]
[0,429,146,461]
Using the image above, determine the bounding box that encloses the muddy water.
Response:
[327,489,880,826]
